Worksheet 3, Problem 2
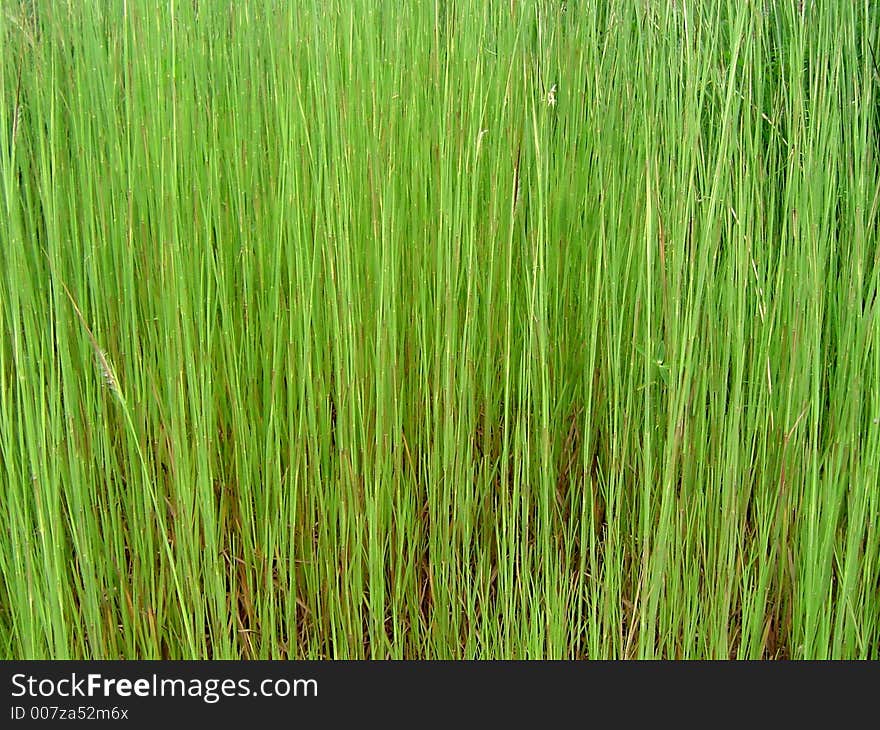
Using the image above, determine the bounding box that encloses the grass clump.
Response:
[1,0,879,659]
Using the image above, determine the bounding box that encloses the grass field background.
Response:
[2,0,879,659]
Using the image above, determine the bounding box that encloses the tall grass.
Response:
[1,0,878,659]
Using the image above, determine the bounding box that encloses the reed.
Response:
[1,0,878,659]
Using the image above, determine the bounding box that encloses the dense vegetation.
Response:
[1,0,879,658]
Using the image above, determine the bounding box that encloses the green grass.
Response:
[1,0,878,659]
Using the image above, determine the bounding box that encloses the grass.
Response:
[1,0,878,659]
